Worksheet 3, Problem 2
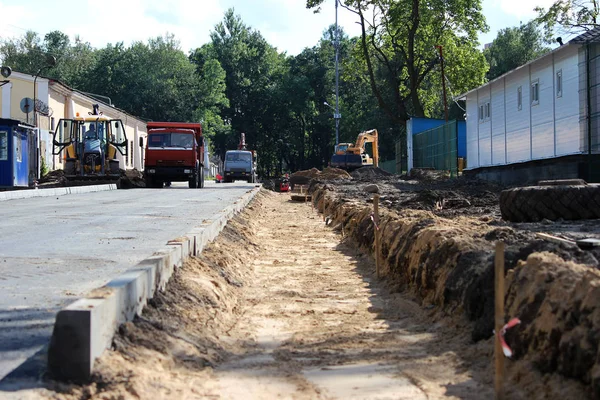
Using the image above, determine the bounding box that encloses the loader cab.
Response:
[334,143,352,155]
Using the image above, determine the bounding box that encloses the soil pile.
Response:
[288,167,351,190]
[505,252,600,398]
[118,169,146,189]
[408,168,451,182]
[37,168,146,189]
[38,170,68,187]
[351,166,393,180]
[291,167,321,178]
[318,167,351,180]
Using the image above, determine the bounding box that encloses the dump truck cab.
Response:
[223,150,257,183]
[143,122,204,188]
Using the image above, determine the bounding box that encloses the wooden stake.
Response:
[374,194,380,279]
[495,241,505,400]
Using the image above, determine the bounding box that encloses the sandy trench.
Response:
[15,189,499,400]
[200,191,493,400]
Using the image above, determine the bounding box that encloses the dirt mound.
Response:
[288,167,351,189]
[408,168,451,182]
[118,169,146,189]
[505,253,600,398]
[291,168,321,178]
[351,166,393,180]
[319,167,351,181]
[38,170,68,187]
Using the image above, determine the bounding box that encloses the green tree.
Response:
[484,22,549,80]
[306,0,488,124]
[536,0,599,39]
[192,9,287,175]
[0,30,96,87]
[83,35,224,123]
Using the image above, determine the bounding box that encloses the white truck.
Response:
[223,149,257,183]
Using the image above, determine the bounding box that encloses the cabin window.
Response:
[517,86,522,110]
[479,101,490,122]
[531,79,540,105]
[0,131,7,161]
[556,69,563,98]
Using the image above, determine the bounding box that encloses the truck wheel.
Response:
[500,184,600,222]
[199,166,205,188]
[189,172,198,188]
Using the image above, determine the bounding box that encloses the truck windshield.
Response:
[148,133,195,149]
[226,152,252,163]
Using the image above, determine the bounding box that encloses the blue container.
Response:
[0,118,37,188]
[409,117,467,158]
[409,117,447,135]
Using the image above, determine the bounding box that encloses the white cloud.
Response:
[497,0,556,19]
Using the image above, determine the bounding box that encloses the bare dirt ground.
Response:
[307,166,600,399]
[9,189,503,400]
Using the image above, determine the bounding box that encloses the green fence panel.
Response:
[395,138,407,174]
[378,160,396,174]
[412,120,458,176]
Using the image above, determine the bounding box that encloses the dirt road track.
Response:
[16,190,498,399]
[203,192,493,399]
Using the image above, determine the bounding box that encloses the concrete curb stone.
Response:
[0,184,118,202]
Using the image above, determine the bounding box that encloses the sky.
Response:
[0,0,559,56]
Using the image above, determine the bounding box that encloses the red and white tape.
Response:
[495,317,521,358]
[370,213,380,231]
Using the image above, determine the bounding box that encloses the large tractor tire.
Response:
[500,183,600,222]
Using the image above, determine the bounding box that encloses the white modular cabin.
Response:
[459,29,600,182]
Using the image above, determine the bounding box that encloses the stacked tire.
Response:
[500,182,600,222]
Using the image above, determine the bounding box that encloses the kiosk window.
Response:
[0,131,7,161]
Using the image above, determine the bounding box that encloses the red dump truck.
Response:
[142,122,205,188]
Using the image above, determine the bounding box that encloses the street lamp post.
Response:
[334,0,340,148]
[33,56,56,127]
[324,100,341,147]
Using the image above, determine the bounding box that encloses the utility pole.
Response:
[334,0,341,147]
[436,45,448,122]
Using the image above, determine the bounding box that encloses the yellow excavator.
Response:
[330,129,379,170]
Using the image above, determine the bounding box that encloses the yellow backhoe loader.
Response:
[52,104,128,182]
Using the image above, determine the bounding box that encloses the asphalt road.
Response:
[0,181,257,381]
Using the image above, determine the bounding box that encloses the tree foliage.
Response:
[306,0,488,125]
[484,22,549,80]
[536,0,599,39]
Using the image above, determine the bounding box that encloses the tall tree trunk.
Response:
[407,0,425,117]
[356,1,407,124]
